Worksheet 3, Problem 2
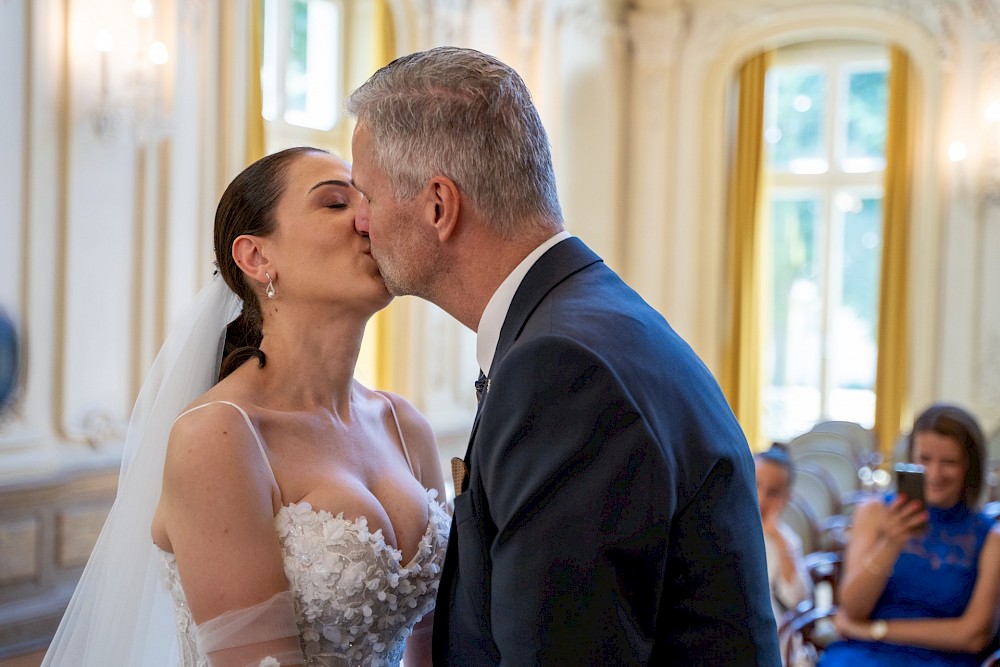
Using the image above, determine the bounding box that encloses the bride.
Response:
[42,147,450,666]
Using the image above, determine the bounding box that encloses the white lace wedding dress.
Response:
[160,401,451,667]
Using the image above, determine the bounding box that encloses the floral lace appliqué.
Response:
[162,489,451,667]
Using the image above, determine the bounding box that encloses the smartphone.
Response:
[894,463,926,509]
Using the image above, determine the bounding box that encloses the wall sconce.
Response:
[947,140,968,163]
[91,0,170,144]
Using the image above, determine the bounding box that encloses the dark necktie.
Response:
[475,370,488,402]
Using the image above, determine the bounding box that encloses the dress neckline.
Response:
[279,489,446,569]
[928,501,970,524]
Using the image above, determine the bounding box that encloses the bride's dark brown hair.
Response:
[214,146,328,380]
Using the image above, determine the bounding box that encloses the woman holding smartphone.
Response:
[818,403,1000,667]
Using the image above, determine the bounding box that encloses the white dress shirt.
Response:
[475,231,571,376]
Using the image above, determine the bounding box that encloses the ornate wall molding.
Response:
[421,0,471,44]
[691,5,768,57]
[969,0,1000,41]
[627,7,687,68]
[689,0,1000,65]
[551,1,627,46]
[875,0,1000,60]
[0,466,119,658]
[878,0,959,45]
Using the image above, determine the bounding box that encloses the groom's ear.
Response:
[425,176,461,242]
[232,235,272,283]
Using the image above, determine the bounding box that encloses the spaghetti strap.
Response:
[174,401,278,485]
[375,392,415,476]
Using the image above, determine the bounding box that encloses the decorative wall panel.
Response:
[56,503,113,569]
[0,519,40,586]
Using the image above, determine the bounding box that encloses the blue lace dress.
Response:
[818,501,994,667]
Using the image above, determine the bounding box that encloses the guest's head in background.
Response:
[755,442,795,522]
[906,403,985,509]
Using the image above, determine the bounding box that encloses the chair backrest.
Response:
[789,430,861,466]
[781,494,821,555]
[792,462,842,522]
[788,448,860,502]
[811,421,874,460]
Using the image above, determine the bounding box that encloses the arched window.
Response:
[761,42,889,441]
[723,36,914,455]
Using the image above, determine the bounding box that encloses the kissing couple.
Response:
[43,47,779,666]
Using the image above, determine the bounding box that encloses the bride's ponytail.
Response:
[212,146,329,382]
[219,307,265,380]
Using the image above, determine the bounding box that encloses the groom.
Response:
[347,47,779,665]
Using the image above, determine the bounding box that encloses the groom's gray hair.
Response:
[346,46,563,239]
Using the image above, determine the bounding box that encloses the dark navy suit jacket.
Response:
[432,238,780,665]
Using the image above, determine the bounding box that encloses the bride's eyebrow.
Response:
[308,179,351,193]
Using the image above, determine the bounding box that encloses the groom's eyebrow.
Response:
[309,179,352,192]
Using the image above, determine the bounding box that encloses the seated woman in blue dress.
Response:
[819,403,1000,667]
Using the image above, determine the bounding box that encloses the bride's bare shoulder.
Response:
[356,386,434,449]
[365,387,444,492]
[155,385,281,568]
[164,388,270,489]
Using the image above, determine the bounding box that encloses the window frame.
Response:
[261,0,353,153]
[760,41,890,441]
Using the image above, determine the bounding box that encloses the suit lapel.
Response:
[462,237,601,457]
[436,238,603,657]
[493,237,601,365]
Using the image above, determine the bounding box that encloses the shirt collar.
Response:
[476,231,572,376]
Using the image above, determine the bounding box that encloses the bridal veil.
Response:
[42,276,241,666]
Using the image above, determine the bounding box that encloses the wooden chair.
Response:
[779,604,839,667]
[803,550,842,604]
[780,549,998,666]
[778,551,844,665]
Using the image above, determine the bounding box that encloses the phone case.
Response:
[895,464,926,506]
